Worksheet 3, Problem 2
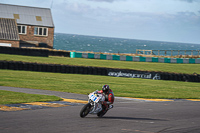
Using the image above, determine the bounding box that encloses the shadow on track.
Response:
[85,116,168,121]
[102,116,167,121]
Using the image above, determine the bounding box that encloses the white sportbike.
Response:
[80,90,113,118]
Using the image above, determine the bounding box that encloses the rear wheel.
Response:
[97,105,107,117]
[97,109,107,117]
[80,103,91,118]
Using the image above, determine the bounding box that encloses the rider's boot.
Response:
[108,105,113,110]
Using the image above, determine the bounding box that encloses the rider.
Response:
[98,85,114,111]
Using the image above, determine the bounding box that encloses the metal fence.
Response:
[136,49,200,56]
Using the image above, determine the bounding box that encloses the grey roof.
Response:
[0,18,19,40]
[0,3,54,27]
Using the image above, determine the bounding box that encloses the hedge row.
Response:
[0,60,199,83]
[0,46,70,57]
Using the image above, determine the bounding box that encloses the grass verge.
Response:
[1,53,200,74]
[0,69,200,99]
[0,90,62,105]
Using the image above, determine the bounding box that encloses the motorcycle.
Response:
[80,90,113,118]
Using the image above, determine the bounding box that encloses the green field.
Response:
[1,69,200,100]
[0,89,62,105]
[0,53,200,104]
[1,53,200,74]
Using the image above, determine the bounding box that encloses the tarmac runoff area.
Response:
[0,86,200,112]
[0,98,87,112]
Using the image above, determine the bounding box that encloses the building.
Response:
[0,18,20,47]
[0,3,54,48]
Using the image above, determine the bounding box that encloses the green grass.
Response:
[0,53,200,104]
[0,90,62,105]
[1,69,200,99]
[1,53,200,74]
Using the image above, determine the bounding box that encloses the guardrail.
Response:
[70,52,200,64]
[136,49,200,56]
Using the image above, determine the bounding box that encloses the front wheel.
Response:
[80,103,91,118]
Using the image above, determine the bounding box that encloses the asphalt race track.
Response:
[0,86,200,133]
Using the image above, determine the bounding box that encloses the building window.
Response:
[36,16,42,21]
[34,27,48,36]
[18,25,27,34]
[13,14,20,19]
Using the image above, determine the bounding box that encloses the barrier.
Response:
[88,53,94,59]
[126,56,133,61]
[48,50,70,57]
[0,46,70,57]
[69,52,200,64]
[0,60,199,82]
[70,52,75,58]
[136,49,200,56]
[0,46,49,57]
[100,54,107,60]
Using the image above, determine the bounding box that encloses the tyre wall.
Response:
[70,52,200,64]
[0,60,199,82]
[48,50,70,57]
[0,46,70,57]
[0,46,49,57]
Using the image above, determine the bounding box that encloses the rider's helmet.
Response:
[102,85,109,93]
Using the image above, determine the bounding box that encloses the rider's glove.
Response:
[94,90,98,94]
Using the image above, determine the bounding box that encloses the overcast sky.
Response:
[1,0,200,44]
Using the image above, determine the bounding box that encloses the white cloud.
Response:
[1,0,200,43]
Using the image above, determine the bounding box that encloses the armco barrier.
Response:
[0,60,199,82]
[70,52,200,64]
